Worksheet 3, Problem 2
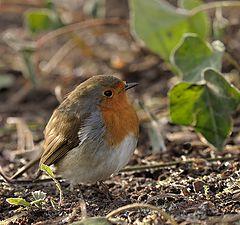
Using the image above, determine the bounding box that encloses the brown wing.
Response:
[40,109,86,166]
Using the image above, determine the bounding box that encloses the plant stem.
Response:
[21,50,37,87]
[36,18,127,48]
[106,203,178,225]
[189,1,240,16]
[120,156,240,172]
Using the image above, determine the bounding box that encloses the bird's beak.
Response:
[125,82,139,91]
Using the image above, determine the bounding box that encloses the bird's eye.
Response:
[103,90,113,97]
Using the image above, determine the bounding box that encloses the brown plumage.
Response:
[40,75,139,184]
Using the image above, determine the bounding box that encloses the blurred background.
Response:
[1,0,240,154]
[0,0,173,156]
[1,0,240,223]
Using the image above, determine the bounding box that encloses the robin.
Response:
[39,75,139,184]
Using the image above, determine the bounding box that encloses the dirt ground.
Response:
[1,1,240,224]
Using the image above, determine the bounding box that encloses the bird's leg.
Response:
[71,184,87,218]
[69,183,75,192]
[64,186,87,222]
[97,181,113,200]
[68,183,85,200]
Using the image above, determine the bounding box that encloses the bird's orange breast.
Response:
[99,93,139,148]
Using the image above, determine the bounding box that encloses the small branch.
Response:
[0,167,13,184]
[10,156,40,180]
[120,156,240,172]
[189,1,240,16]
[224,52,240,72]
[0,211,28,225]
[1,1,43,8]
[2,156,238,184]
[106,203,178,225]
[0,167,62,186]
[40,39,76,75]
[36,18,127,48]
[7,83,32,106]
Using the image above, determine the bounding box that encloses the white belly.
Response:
[55,135,137,184]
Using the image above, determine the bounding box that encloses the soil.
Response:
[1,1,240,224]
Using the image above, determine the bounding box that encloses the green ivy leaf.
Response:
[129,0,210,61]
[169,69,240,150]
[6,198,31,207]
[172,34,224,82]
[179,0,210,38]
[24,9,63,33]
[169,82,204,125]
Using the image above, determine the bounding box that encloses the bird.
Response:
[39,75,139,184]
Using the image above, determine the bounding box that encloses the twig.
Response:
[2,156,238,184]
[36,18,127,48]
[106,203,178,225]
[0,177,60,185]
[7,83,32,106]
[224,52,240,72]
[0,170,62,186]
[189,1,240,16]
[7,117,34,151]
[0,167,13,184]
[120,155,240,172]
[10,157,40,180]
[0,211,28,225]
[40,39,76,75]
[207,213,240,224]
[1,1,43,8]
[0,122,43,133]
[0,2,43,15]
